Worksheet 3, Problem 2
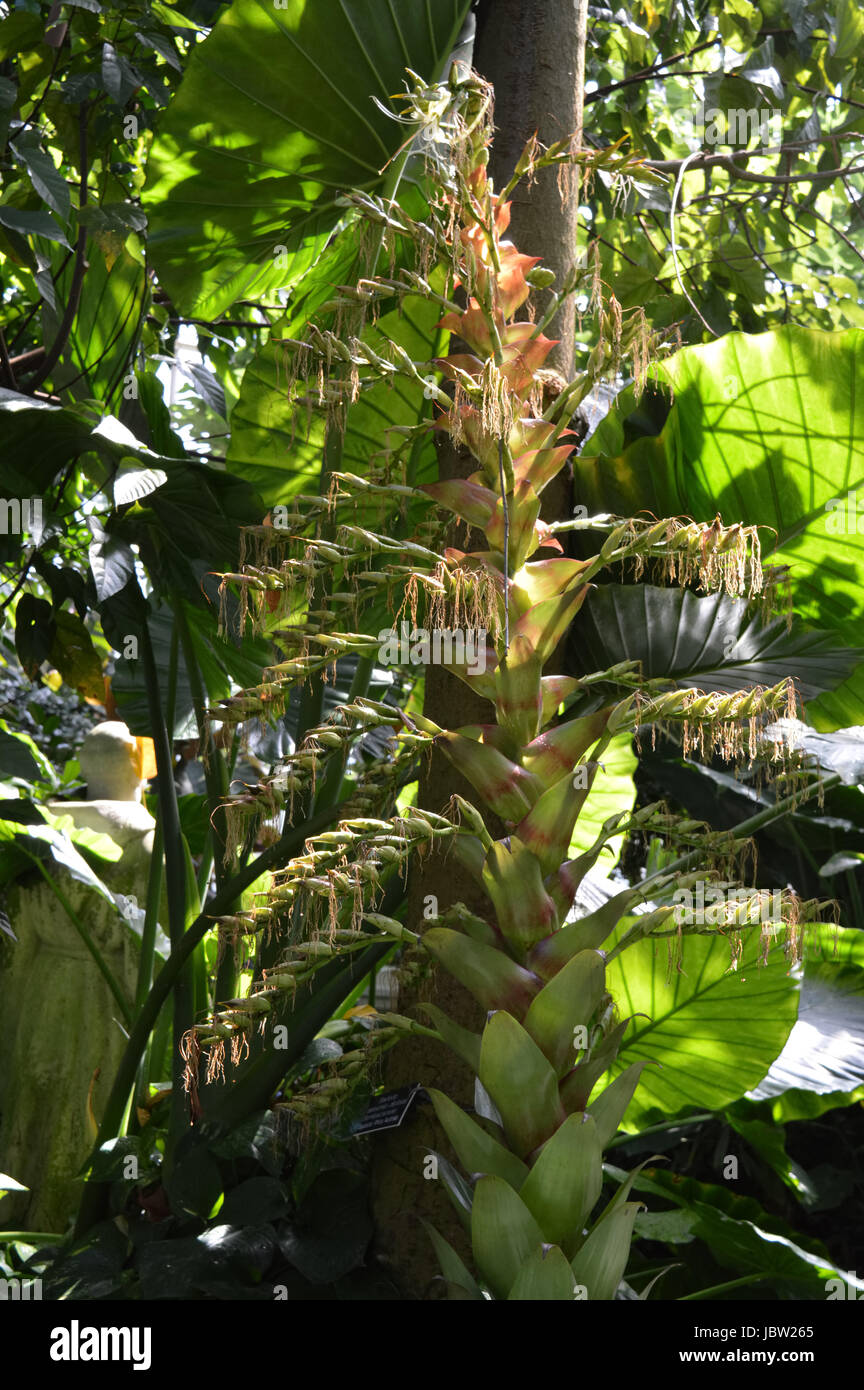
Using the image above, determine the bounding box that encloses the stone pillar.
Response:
[0,722,155,1234]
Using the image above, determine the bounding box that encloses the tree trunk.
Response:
[475,0,588,381]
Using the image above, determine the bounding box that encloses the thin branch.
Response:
[8,346,45,370]
[794,81,864,114]
[585,38,719,103]
[573,0,588,157]
[646,139,864,183]
[0,561,34,615]
[799,198,864,267]
[670,150,718,335]
[19,39,64,133]
[173,318,272,330]
[8,250,72,353]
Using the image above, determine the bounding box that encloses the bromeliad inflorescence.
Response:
[198,70,831,1300]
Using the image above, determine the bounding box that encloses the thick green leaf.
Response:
[481,839,557,952]
[427,1088,529,1189]
[112,457,264,591]
[588,1062,650,1148]
[513,586,590,667]
[0,205,69,245]
[49,608,103,699]
[0,816,117,904]
[112,595,270,739]
[278,1169,372,1285]
[570,1200,641,1301]
[724,1101,820,1207]
[768,1084,864,1124]
[606,923,799,1126]
[48,238,147,405]
[515,769,598,880]
[508,1244,575,1300]
[494,638,542,745]
[529,886,641,978]
[145,0,472,318]
[421,1219,484,1299]
[478,1012,564,1158]
[523,949,608,1076]
[437,730,543,823]
[576,327,864,727]
[0,391,99,490]
[423,927,541,1017]
[519,1114,603,1252]
[470,1175,544,1300]
[614,1165,864,1297]
[571,586,861,705]
[11,131,70,220]
[0,401,261,584]
[753,923,864,1109]
[419,1002,481,1073]
[0,719,57,786]
[14,593,54,677]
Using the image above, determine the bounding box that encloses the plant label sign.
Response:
[350,1084,425,1136]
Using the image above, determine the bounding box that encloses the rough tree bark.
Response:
[476,0,588,381]
[370,0,588,1298]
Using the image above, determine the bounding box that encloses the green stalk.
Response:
[174,596,228,882]
[145,998,172,1092]
[131,819,165,1126]
[606,775,842,962]
[679,1274,769,1300]
[174,597,237,1008]
[135,820,163,1011]
[779,818,822,881]
[605,1113,712,1148]
[139,620,189,1159]
[72,802,343,1237]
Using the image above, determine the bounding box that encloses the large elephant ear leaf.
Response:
[605,923,800,1128]
[575,327,864,729]
[144,0,473,320]
[570,586,862,705]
